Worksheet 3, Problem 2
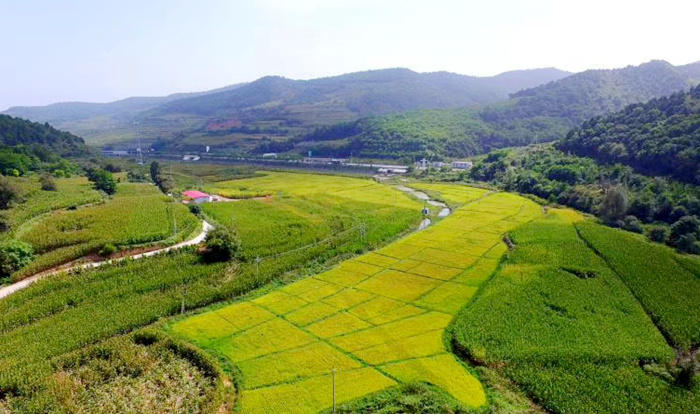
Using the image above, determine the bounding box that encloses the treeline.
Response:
[0,115,89,176]
[468,145,700,253]
[558,84,700,184]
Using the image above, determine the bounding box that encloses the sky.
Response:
[1,0,699,110]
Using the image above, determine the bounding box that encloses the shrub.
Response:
[98,243,117,257]
[646,226,668,243]
[674,234,700,255]
[0,177,22,209]
[200,227,241,263]
[622,215,643,234]
[188,204,202,216]
[87,168,117,195]
[0,240,34,278]
[669,216,700,244]
[40,173,57,191]
[599,186,627,223]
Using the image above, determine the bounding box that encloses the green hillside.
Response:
[291,60,700,159]
[2,68,570,147]
[0,115,88,175]
[558,84,700,184]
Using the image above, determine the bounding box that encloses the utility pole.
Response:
[135,119,144,165]
[255,256,261,277]
[332,368,336,414]
[171,164,177,236]
[181,286,187,314]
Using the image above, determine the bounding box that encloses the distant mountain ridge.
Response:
[2,67,571,145]
[282,60,700,159]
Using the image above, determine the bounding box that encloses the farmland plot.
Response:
[13,182,198,279]
[171,189,543,413]
[455,210,699,413]
[0,171,425,412]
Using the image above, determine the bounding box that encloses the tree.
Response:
[150,161,161,184]
[87,169,117,195]
[646,226,668,244]
[39,173,57,191]
[669,216,700,244]
[0,240,34,278]
[599,187,628,224]
[200,227,241,263]
[0,177,22,209]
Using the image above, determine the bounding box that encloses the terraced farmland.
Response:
[12,182,199,279]
[170,190,543,413]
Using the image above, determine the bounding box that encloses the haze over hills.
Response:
[2,67,571,146]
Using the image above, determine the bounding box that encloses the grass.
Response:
[169,189,542,413]
[454,209,698,413]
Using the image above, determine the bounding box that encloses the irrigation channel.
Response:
[0,185,450,300]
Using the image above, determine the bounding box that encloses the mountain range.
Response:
[3,67,571,146]
[3,60,700,161]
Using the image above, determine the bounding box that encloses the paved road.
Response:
[0,220,214,300]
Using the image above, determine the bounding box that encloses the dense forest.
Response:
[285,61,700,159]
[463,145,700,253]
[0,115,88,175]
[558,84,700,184]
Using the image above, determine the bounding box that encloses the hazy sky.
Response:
[1,0,698,110]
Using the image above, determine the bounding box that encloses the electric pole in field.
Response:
[135,119,144,165]
[171,164,177,236]
[255,256,261,277]
[332,368,337,414]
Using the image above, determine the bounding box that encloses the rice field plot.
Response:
[454,209,696,413]
[170,189,543,413]
[13,182,198,278]
[207,171,419,209]
[576,222,700,349]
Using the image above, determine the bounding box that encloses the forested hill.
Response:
[292,60,700,159]
[558,84,700,184]
[151,67,572,119]
[2,67,570,145]
[0,114,88,158]
[485,59,699,125]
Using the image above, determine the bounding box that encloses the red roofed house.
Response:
[183,190,213,204]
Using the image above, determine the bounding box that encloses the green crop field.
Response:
[11,182,199,279]
[575,222,700,349]
[0,176,103,241]
[0,171,426,413]
[169,188,543,413]
[455,209,699,413]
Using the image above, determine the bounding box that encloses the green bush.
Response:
[188,204,202,216]
[200,227,241,263]
[98,243,117,257]
[622,215,643,233]
[646,226,668,243]
[39,173,57,191]
[0,177,22,209]
[0,240,34,278]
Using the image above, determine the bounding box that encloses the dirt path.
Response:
[0,220,214,300]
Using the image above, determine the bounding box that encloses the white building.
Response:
[452,160,473,170]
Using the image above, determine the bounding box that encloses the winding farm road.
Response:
[0,220,214,300]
